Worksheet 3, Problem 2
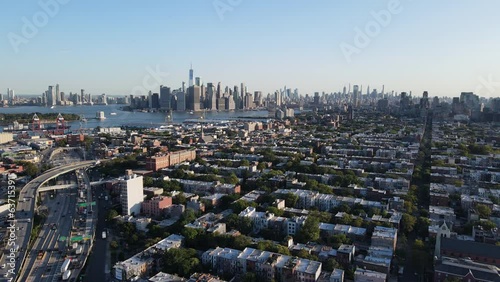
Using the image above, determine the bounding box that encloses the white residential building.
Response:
[119,170,144,216]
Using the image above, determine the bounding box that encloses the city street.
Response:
[83,183,111,282]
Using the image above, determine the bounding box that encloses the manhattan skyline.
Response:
[1,0,500,97]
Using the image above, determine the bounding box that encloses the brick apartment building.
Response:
[146,149,196,171]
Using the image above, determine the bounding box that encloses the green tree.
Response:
[143,176,154,187]
[163,248,201,278]
[323,258,341,272]
[107,209,119,221]
[296,216,320,243]
[266,206,284,217]
[257,162,266,170]
[173,193,187,205]
[401,213,417,235]
[179,209,197,226]
[233,235,252,250]
[107,240,117,250]
[20,162,39,177]
[476,204,492,218]
[225,173,239,185]
[230,200,256,214]
[413,239,425,250]
[478,220,496,231]
[283,193,299,208]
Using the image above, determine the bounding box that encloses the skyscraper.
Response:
[187,86,201,112]
[160,86,171,110]
[240,82,245,104]
[7,88,15,104]
[207,83,216,110]
[55,84,60,105]
[189,64,194,87]
[152,93,160,108]
[275,91,282,107]
[148,91,153,109]
[175,90,186,111]
[81,89,85,104]
[195,77,202,87]
[47,86,55,106]
[353,85,359,107]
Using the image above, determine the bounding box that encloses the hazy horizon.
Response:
[2,0,500,98]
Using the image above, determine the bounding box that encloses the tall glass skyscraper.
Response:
[189,64,194,87]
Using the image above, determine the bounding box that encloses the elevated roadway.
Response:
[0,160,97,281]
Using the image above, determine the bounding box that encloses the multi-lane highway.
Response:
[19,188,77,281]
[0,160,97,281]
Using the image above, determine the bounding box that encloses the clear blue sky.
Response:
[1,0,500,98]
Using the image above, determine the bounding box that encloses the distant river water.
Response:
[0,105,271,132]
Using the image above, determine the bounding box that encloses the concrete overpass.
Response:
[38,181,107,192]
[0,160,98,282]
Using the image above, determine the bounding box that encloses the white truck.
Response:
[62,270,71,280]
[102,231,106,239]
[61,258,71,273]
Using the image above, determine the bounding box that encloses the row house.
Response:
[239,207,273,232]
[171,178,240,195]
[431,166,458,175]
[203,247,323,282]
[238,248,322,282]
[336,244,355,265]
[429,206,457,226]
[373,177,410,192]
[356,246,393,276]
[430,191,450,207]
[319,223,367,241]
[354,268,386,282]
[274,189,386,212]
[371,211,402,229]
[371,226,398,250]
[185,212,224,231]
[202,247,240,277]
[238,207,308,236]
[113,234,184,281]
[460,195,494,210]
